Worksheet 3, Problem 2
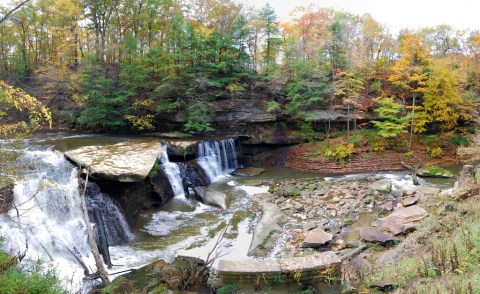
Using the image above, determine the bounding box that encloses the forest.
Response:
[0,0,478,137]
[3,1,480,294]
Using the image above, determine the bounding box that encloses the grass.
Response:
[359,194,480,293]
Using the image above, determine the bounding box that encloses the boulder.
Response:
[163,140,198,157]
[368,180,392,193]
[150,164,176,204]
[373,205,428,235]
[64,139,162,182]
[303,227,333,247]
[359,227,396,244]
[193,187,227,209]
[417,167,453,178]
[231,167,266,177]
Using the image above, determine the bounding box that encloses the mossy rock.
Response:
[417,167,453,178]
[368,180,392,193]
[231,167,266,177]
[0,179,14,213]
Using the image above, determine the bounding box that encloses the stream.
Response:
[0,133,461,293]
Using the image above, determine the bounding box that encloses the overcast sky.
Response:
[240,0,480,33]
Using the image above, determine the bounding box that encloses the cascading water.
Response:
[160,144,186,198]
[85,182,133,246]
[196,138,238,182]
[0,147,133,291]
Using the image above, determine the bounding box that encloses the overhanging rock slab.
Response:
[64,139,162,182]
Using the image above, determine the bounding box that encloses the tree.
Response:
[389,32,430,149]
[372,96,410,137]
[420,61,470,133]
[76,64,126,129]
[259,3,280,76]
[333,71,364,137]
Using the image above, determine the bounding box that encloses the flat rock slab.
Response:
[416,186,440,196]
[218,259,281,275]
[218,252,340,281]
[360,227,396,244]
[64,139,162,182]
[303,227,333,247]
[373,205,428,235]
[248,201,283,255]
[163,139,198,156]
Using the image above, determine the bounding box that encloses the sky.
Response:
[241,0,480,34]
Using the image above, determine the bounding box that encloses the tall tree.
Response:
[389,32,430,149]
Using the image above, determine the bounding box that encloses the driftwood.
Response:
[78,171,111,285]
[401,161,421,185]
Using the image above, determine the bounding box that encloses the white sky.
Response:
[241,0,480,33]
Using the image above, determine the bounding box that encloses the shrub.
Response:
[449,133,470,146]
[217,284,241,294]
[323,142,355,167]
[429,147,443,158]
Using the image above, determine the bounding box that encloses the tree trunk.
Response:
[409,93,416,150]
[78,171,110,285]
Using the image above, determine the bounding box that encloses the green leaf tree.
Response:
[372,96,410,137]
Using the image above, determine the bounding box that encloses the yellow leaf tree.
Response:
[389,31,430,149]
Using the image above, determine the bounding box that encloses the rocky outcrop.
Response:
[193,187,227,209]
[149,163,175,205]
[163,139,198,158]
[64,139,162,182]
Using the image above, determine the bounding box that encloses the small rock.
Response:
[303,227,333,247]
[379,201,394,211]
[360,227,396,244]
[373,205,428,235]
[401,196,419,207]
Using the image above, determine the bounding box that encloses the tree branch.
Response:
[0,0,30,24]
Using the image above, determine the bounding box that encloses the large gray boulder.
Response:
[64,139,162,182]
[373,205,428,235]
[193,186,227,209]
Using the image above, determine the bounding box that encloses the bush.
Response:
[217,284,241,294]
[0,252,63,294]
[449,133,470,146]
[323,142,355,167]
[429,147,443,158]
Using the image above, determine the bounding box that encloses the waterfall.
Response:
[196,138,238,182]
[85,182,133,246]
[160,144,186,198]
[0,147,132,290]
